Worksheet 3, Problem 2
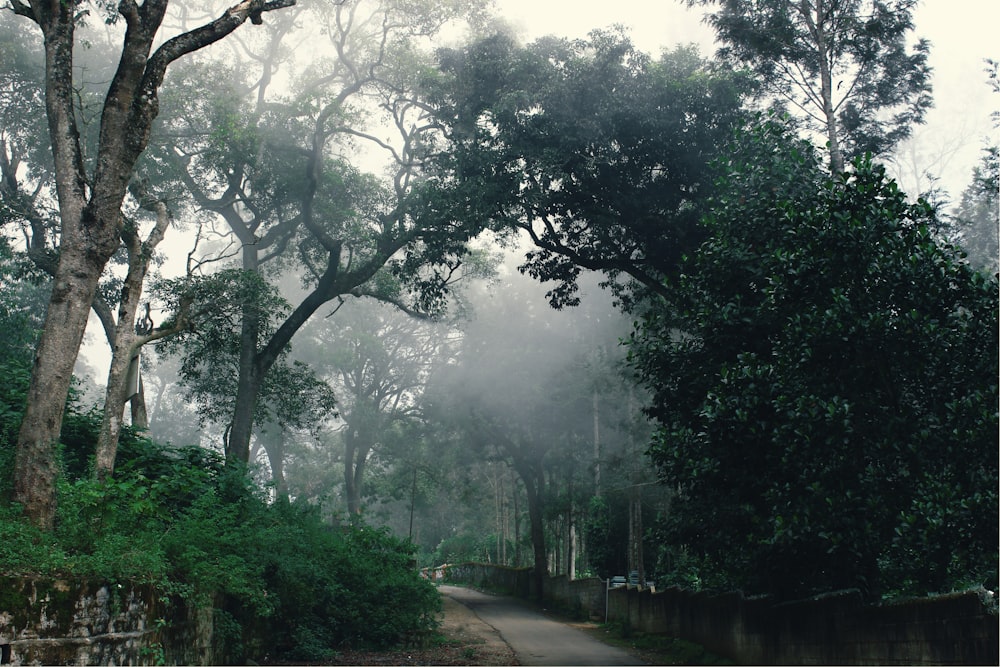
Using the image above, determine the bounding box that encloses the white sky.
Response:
[494,0,999,200]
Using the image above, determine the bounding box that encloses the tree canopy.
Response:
[428,31,751,308]
[630,119,998,599]
[688,0,933,173]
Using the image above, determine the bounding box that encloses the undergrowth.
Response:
[0,368,439,664]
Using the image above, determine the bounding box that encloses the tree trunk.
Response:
[567,484,576,581]
[593,390,601,496]
[806,0,845,174]
[227,360,262,463]
[263,435,287,500]
[14,243,108,528]
[95,329,137,480]
[344,427,373,516]
[94,186,172,479]
[130,378,149,429]
[227,246,264,463]
[513,478,522,567]
[515,459,547,598]
[628,493,644,585]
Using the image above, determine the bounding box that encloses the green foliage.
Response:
[154,269,336,431]
[430,33,750,308]
[584,495,624,579]
[632,118,999,600]
[951,145,999,275]
[690,0,933,171]
[0,404,439,662]
[431,532,497,565]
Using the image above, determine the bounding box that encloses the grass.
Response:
[588,621,735,665]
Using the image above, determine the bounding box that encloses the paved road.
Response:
[439,585,646,666]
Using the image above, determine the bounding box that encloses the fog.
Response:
[4,0,994,582]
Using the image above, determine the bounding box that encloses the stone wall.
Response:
[0,577,210,666]
[438,563,999,665]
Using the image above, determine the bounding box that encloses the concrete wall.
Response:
[545,574,607,621]
[437,562,531,599]
[437,563,999,665]
[0,577,210,666]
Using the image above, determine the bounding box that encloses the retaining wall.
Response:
[436,562,999,665]
[0,577,210,666]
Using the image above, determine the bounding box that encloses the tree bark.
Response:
[592,390,601,495]
[130,378,149,429]
[800,0,845,173]
[94,188,172,481]
[14,244,105,528]
[344,426,374,516]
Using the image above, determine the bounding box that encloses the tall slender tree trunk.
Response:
[513,477,522,567]
[94,187,172,480]
[628,493,644,584]
[805,0,845,174]
[228,362,263,463]
[592,390,601,495]
[263,438,287,500]
[344,427,373,516]
[516,460,547,598]
[95,329,138,479]
[227,255,264,463]
[568,515,577,581]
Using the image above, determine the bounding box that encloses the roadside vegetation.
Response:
[0,329,438,664]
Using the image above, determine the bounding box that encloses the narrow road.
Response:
[439,585,646,666]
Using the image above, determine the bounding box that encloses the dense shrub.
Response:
[634,120,999,601]
[0,398,439,663]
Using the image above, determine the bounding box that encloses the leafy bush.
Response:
[633,118,999,600]
[0,403,439,663]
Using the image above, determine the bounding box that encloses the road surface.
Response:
[439,585,646,666]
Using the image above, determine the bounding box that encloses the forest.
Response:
[0,0,997,662]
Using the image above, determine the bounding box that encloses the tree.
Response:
[950,60,999,275]
[951,146,999,275]
[423,269,642,594]
[430,32,749,309]
[157,0,491,465]
[295,298,450,516]
[630,119,998,599]
[153,268,337,457]
[686,0,933,173]
[0,19,181,478]
[5,0,295,528]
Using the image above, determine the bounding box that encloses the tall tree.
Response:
[686,0,933,173]
[424,270,632,595]
[0,19,178,473]
[296,298,451,516]
[950,60,998,275]
[153,268,337,456]
[5,0,295,529]
[429,32,749,309]
[631,119,998,599]
[951,146,999,275]
[158,0,491,465]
